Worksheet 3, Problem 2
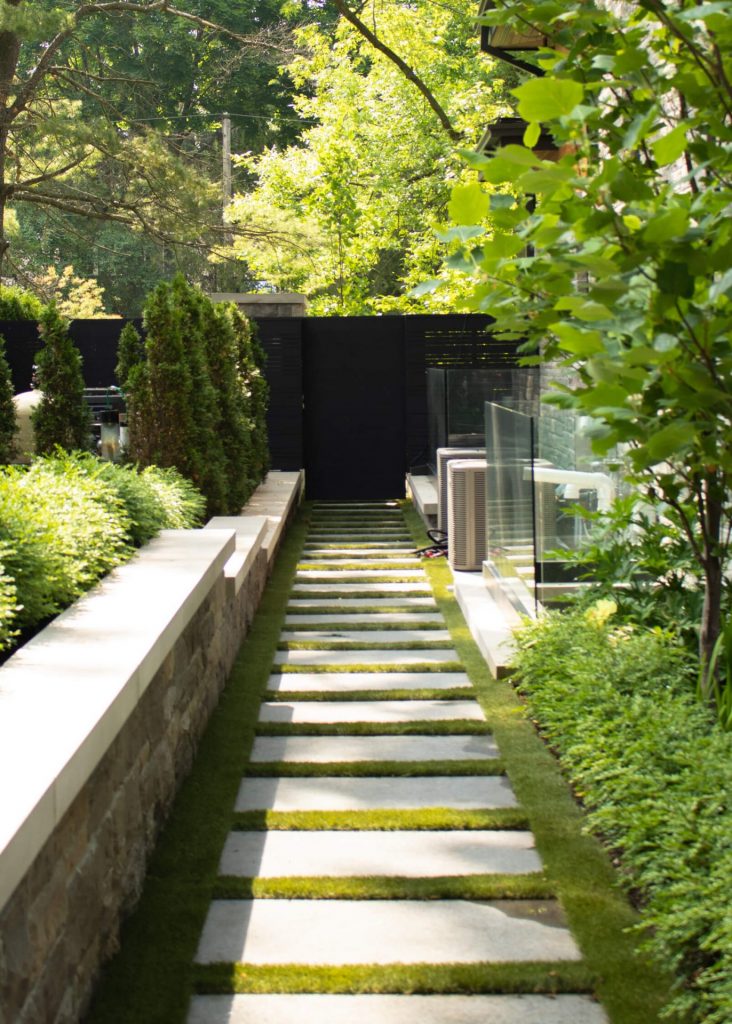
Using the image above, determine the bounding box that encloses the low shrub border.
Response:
[512,605,732,1024]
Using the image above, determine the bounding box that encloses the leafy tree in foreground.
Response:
[445,0,732,688]
[31,304,90,454]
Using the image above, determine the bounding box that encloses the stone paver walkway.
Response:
[187,502,609,1023]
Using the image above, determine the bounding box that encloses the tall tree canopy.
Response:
[0,0,303,312]
[228,0,516,314]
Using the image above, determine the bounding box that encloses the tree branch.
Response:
[330,0,462,143]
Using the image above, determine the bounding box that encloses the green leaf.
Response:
[709,268,732,302]
[550,322,604,355]
[524,121,541,148]
[512,77,584,122]
[645,422,696,462]
[409,278,442,297]
[658,261,694,298]
[481,233,526,265]
[554,296,613,321]
[448,183,490,226]
[434,225,486,243]
[651,125,688,167]
[643,207,689,243]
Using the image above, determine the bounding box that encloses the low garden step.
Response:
[279,629,452,644]
[266,671,471,692]
[290,583,432,594]
[188,994,608,1024]
[219,829,542,878]
[272,649,459,666]
[234,775,520,812]
[249,734,499,763]
[257,700,484,723]
[283,613,445,624]
[194,899,582,965]
[287,597,438,608]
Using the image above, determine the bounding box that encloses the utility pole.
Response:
[222,112,232,216]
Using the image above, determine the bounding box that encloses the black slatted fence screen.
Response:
[2,313,520,500]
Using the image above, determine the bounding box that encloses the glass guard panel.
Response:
[426,369,447,473]
[484,401,539,614]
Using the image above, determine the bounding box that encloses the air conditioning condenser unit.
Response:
[436,446,485,531]
[447,459,488,571]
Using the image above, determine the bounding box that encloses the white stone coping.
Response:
[243,470,304,562]
[406,473,438,525]
[205,516,268,596]
[0,528,237,914]
[451,569,517,679]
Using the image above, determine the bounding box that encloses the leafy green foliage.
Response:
[125,276,268,516]
[31,304,91,454]
[230,0,516,313]
[513,607,732,1023]
[446,0,732,678]
[0,452,204,654]
[0,336,17,463]
[0,284,43,319]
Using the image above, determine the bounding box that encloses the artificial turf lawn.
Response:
[84,499,676,1024]
[231,807,529,831]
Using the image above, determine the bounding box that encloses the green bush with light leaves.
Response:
[0,453,205,655]
[513,602,732,1024]
[441,0,732,689]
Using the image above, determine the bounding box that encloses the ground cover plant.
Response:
[512,604,732,1023]
[0,452,204,655]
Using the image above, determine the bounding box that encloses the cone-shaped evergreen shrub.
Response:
[123,277,269,517]
[0,336,18,463]
[0,285,43,320]
[32,304,91,453]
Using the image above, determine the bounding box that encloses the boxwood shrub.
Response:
[512,606,732,1024]
[0,453,205,655]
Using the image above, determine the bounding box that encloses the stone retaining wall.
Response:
[0,471,302,1024]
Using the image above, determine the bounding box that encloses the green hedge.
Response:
[512,605,732,1024]
[0,453,205,655]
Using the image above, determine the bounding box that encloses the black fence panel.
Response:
[0,313,522,496]
[254,318,303,472]
[302,317,405,500]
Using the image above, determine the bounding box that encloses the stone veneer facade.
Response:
[0,539,272,1023]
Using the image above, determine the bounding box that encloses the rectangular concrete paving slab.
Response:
[257,700,485,723]
[287,597,438,608]
[290,584,432,594]
[234,775,519,811]
[279,630,452,645]
[273,649,458,666]
[187,994,609,1024]
[283,613,445,624]
[194,899,582,964]
[250,735,498,763]
[266,671,471,692]
[219,830,542,878]
[295,570,425,580]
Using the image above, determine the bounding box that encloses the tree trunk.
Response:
[699,485,724,699]
[0,25,21,277]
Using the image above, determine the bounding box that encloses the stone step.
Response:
[287,597,438,609]
[302,548,417,557]
[284,613,444,625]
[235,775,519,812]
[291,584,432,595]
[267,671,471,692]
[250,734,498,763]
[219,830,542,878]
[273,650,458,668]
[194,899,582,965]
[188,994,609,1024]
[279,630,452,645]
[304,543,415,550]
[295,570,425,580]
[299,557,422,566]
[273,649,458,667]
[258,700,484,724]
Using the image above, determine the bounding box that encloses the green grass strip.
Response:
[400,500,676,1024]
[246,759,505,777]
[285,607,438,615]
[294,576,425,585]
[297,562,420,571]
[213,873,553,901]
[231,807,529,831]
[193,961,596,996]
[254,721,491,737]
[83,507,312,1024]
[266,688,474,702]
